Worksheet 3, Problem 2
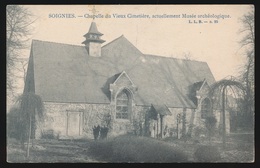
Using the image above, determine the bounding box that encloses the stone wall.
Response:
[36,101,229,140]
[162,106,230,139]
[36,102,150,139]
[163,108,195,138]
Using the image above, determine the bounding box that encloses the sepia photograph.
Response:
[6,5,254,163]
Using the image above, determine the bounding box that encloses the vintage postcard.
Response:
[7,5,254,163]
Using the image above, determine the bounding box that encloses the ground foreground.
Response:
[7,133,254,163]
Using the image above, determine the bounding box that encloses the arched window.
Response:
[116,89,131,119]
[201,98,211,119]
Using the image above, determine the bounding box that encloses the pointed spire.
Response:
[82,21,105,45]
[82,21,105,57]
[87,22,103,36]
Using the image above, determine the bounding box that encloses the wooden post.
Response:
[154,123,156,138]
[66,111,69,136]
[182,108,187,138]
[79,113,81,136]
[177,114,180,139]
[157,114,159,138]
[177,121,178,139]
[222,86,227,147]
[26,114,32,158]
[160,115,163,138]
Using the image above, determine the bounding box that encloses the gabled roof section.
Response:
[23,46,35,93]
[151,104,172,116]
[113,71,135,86]
[192,80,204,91]
[198,78,209,92]
[29,34,216,108]
[188,79,210,107]
[102,35,143,56]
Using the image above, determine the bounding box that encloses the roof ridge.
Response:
[32,39,84,48]
[102,34,143,55]
[101,34,125,48]
[144,54,206,63]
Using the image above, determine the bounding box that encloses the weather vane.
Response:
[89,5,99,20]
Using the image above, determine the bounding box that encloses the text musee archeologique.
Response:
[49,13,231,19]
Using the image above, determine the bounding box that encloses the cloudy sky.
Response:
[22,5,252,82]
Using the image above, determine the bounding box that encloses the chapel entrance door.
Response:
[67,112,82,136]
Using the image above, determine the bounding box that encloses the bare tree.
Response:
[239,6,254,48]
[238,6,254,121]
[6,5,35,106]
[18,58,29,84]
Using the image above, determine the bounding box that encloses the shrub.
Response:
[7,107,21,140]
[88,139,114,160]
[88,134,188,162]
[193,126,206,138]
[41,130,59,139]
[205,115,217,141]
[193,145,221,162]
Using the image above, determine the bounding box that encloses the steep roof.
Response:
[27,35,215,108]
[85,21,103,36]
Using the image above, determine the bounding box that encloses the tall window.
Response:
[116,89,131,119]
[201,98,211,119]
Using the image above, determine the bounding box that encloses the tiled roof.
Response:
[151,104,172,116]
[27,35,215,108]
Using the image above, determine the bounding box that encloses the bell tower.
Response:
[82,21,105,57]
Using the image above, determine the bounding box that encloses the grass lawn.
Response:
[7,133,254,163]
[164,133,254,162]
[7,138,99,163]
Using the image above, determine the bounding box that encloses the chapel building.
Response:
[24,21,229,139]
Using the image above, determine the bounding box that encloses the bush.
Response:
[205,115,217,141]
[7,107,23,140]
[194,145,221,162]
[88,140,114,160]
[193,126,206,138]
[88,135,188,162]
[41,130,59,139]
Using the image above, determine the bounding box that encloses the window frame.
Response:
[115,89,131,120]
